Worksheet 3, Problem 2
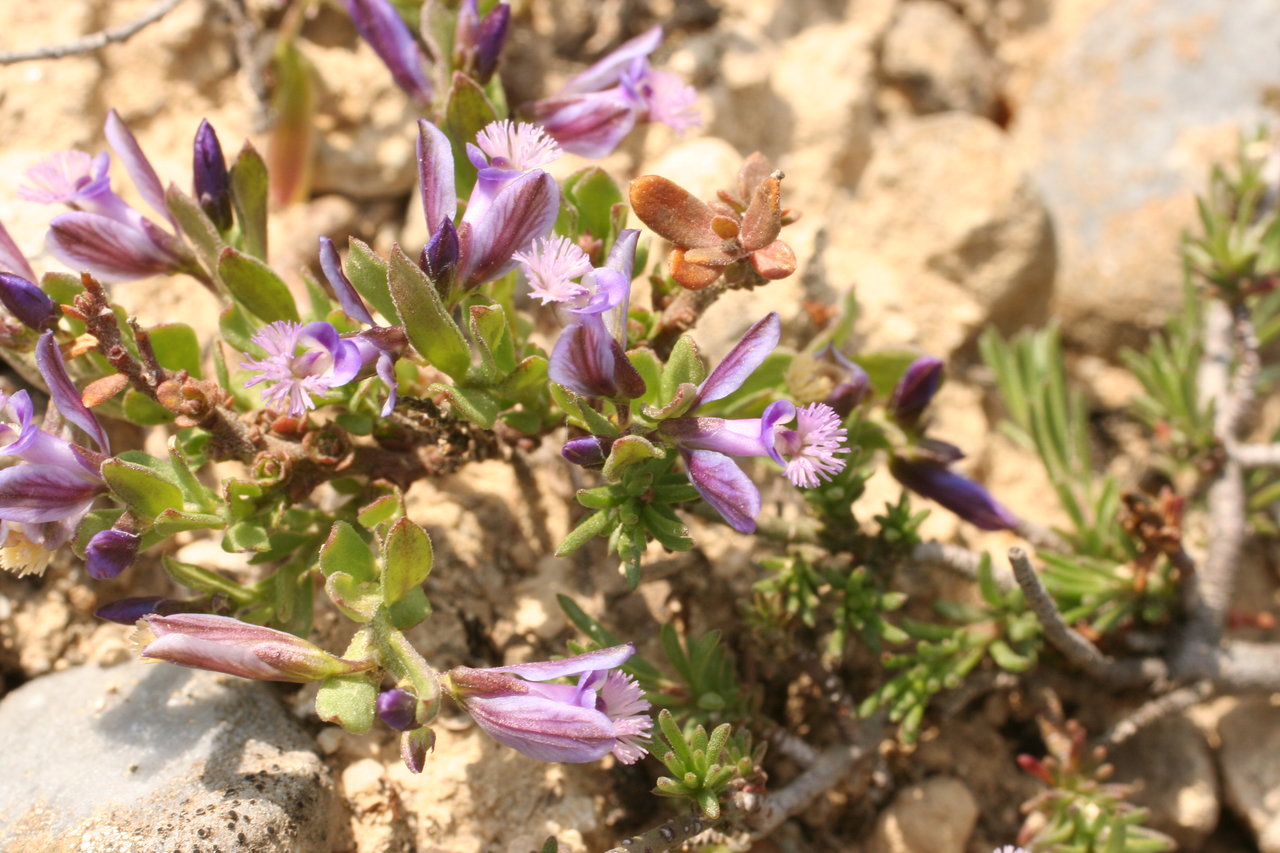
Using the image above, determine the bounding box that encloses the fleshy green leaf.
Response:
[147,323,203,377]
[345,238,397,322]
[319,521,377,583]
[381,518,433,605]
[218,247,300,323]
[388,245,471,379]
[315,673,378,734]
[101,458,183,522]
[429,382,499,428]
[229,142,269,260]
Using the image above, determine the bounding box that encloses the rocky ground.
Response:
[0,0,1278,851]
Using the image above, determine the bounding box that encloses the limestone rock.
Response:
[1219,697,1280,853]
[823,113,1054,354]
[869,776,980,853]
[1109,714,1219,850]
[882,1,1000,117]
[1012,0,1280,355]
[0,662,338,852]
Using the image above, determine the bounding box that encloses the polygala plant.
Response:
[0,0,1277,850]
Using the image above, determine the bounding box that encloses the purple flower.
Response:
[546,229,646,400]
[85,528,141,580]
[241,321,368,416]
[889,453,1018,531]
[0,333,109,576]
[94,595,186,624]
[659,314,850,532]
[526,27,700,158]
[0,218,36,281]
[416,119,560,295]
[443,643,651,764]
[514,235,593,305]
[0,272,59,331]
[21,112,197,282]
[342,0,433,105]
[136,613,374,683]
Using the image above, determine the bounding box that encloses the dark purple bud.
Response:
[421,217,459,290]
[94,596,183,624]
[0,272,59,331]
[193,119,233,231]
[889,456,1018,531]
[85,528,141,580]
[888,356,943,429]
[470,3,510,83]
[377,688,418,731]
[562,435,611,468]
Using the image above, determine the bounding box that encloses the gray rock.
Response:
[882,1,1000,117]
[1219,697,1280,853]
[868,776,979,853]
[1109,713,1219,850]
[1012,0,1280,355]
[0,661,339,853]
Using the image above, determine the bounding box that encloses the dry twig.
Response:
[0,0,184,64]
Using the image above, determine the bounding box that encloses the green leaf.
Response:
[661,335,706,400]
[601,435,665,482]
[443,72,499,203]
[165,184,226,282]
[853,349,922,399]
[563,167,624,242]
[388,245,471,379]
[325,571,380,621]
[218,247,300,323]
[628,348,664,407]
[152,509,226,537]
[429,382,499,428]
[147,323,203,377]
[387,586,432,629]
[162,555,253,604]
[469,304,516,375]
[101,458,183,522]
[122,389,175,426]
[381,518,433,605]
[345,238,397,322]
[556,509,614,556]
[319,521,377,583]
[499,355,549,406]
[357,493,403,529]
[315,673,378,734]
[223,519,270,552]
[229,142,270,260]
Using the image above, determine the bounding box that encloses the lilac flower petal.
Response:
[319,237,374,324]
[0,272,59,330]
[560,26,662,95]
[459,170,559,288]
[375,351,398,416]
[417,120,456,239]
[889,457,1018,531]
[697,313,781,406]
[549,317,618,398]
[486,643,635,681]
[683,448,760,534]
[36,331,109,452]
[528,91,640,160]
[662,416,772,458]
[0,464,102,523]
[0,218,36,280]
[85,528,141,580]
[104,110,173,227]
[759,399,797,468]
[343,0,433,104]
[46,211,177,282]
[461,692,617,763]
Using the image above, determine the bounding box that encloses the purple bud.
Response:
[421,217,459,290]
[456,0,510,84]
[888,356,943,429]
[562,435,611,468]
[95,596,183,624]
[193,119,233,231]
[0,273,59,331]
[343,0,433,106]
[400,727,435,774]
[137,613,374,682]
[85,528,141,580]
[377,688,419,731]
[889,456,1018,531]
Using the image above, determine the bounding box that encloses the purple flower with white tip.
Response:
[342,0,433,105]
[415,120,560,296]
[241,321,366,416]
[525,26,700,158]
[546,229,646,400]
[513,235,593,305]
[21,111,198,283]
[442,643,651,764]
[659,314,850,532]
[0,332,110,575]
[135,613,374,683]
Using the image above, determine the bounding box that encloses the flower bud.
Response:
[95,596,185,624]
[400,727,435,774]
[887,356,943,429]
[376,688,418,731]
[0,272,59,331]
[136,613,373,683]
[561,435,611,468]
[193,120,233,231]
[889,455,1018,531]
[85,528,141,580]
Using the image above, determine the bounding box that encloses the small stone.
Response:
[1218,697,1280,853]
[869,776,980,853]
[1109,714,1219,850]
[0,661,337,852]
